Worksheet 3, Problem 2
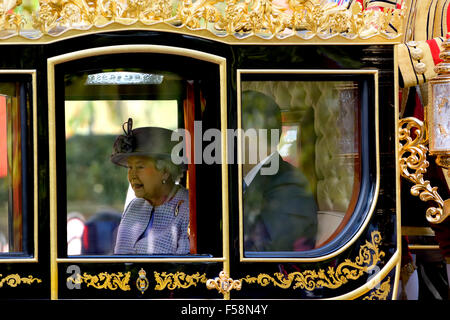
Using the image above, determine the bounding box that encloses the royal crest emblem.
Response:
[136,268,149,294]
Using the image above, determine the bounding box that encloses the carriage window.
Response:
[240,74,372,257]
[65,99,178,255]
[0,76,33,255]
[57,53,223,258]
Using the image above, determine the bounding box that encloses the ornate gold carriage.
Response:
[0,0,448,302]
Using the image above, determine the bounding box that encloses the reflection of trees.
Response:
[67,101,95,135]
[64,99,178,217]
[66,100,126,136]
[65,100,177,138]
[66,134,128,216]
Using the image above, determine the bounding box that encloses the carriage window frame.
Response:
[47,45,229,265]
[237,69,380,262]
[0,70,38,262]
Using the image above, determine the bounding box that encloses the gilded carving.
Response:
[0,0,25,33]
[154,271,208,290]
[241,231,384,291]
[398,117,446,223]
[136,268,149,294]
[0,0,405,41]
[67,271,131,291]
[0,274,42,288]
[177,0,222,29]
[206,271,242,294]
[362,277,391,300]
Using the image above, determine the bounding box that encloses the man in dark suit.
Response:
[242,90,317,252]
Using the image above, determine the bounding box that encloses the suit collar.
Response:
[244,151,278,187]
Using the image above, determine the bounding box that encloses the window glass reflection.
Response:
[61,56,223,258]
[65,100,178,255]
[0,79,31,254]
[242,80,361,253]
[111,120,189,255]
[0,95,8,253]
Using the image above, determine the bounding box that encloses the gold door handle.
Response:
[206,271,242,294]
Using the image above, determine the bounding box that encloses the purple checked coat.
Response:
[114,187,190,255]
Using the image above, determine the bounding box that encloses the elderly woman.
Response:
[111,118,189,255]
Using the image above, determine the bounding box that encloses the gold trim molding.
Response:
[361,277,391,300]
[398,117,447,224]
[0,274,42,288]
[0,0,405,43]
[67,271,131,291]
[154,271,207,290]
[240,231,384,291]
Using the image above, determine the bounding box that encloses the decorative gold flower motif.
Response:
[1,0,405,40]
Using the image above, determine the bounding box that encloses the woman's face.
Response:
[126,156,167,203]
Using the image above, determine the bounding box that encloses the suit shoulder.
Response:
[270,160,309,186]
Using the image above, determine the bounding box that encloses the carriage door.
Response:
[0,71,45,298]
[220,44,401,300]
[47,44,230,299]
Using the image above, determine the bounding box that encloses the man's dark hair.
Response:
[241,90,281,134]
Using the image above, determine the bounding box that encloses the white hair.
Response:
[154,158,184,183]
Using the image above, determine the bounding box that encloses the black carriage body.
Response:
[0,31,399,300]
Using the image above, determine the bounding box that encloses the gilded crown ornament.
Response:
[0,0,406,41]
[136,268,149,294]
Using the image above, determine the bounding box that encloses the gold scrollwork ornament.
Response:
[241,231,384,291]
[206,271,242,294]
[67,271,131,291]
[0,274,42,288]
[154,271,207,290]
[398,117,447,223]
[362,277,391,300]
